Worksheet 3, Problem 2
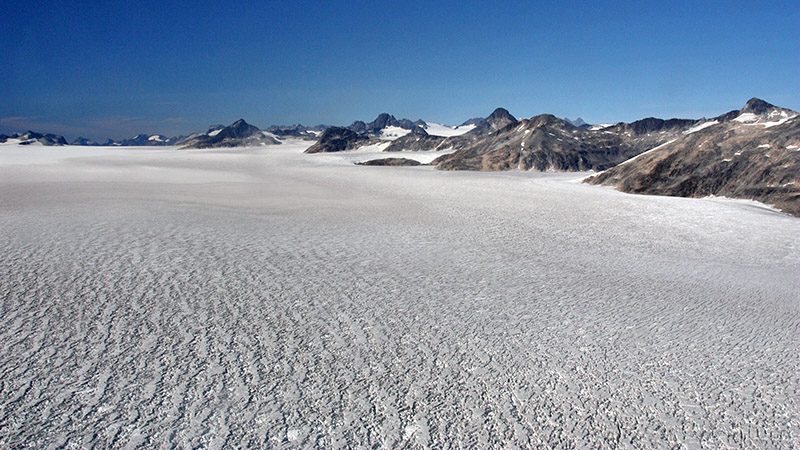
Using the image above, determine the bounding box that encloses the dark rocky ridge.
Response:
[348,113,427,136]
[267,124,324,139]
[384,134,452,152]
[305,127,369,153]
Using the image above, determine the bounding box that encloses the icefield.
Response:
[1,141,799,448]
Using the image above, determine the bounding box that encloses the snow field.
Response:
[0,142,798,447]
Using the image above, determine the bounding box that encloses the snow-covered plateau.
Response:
[1,141,798,448]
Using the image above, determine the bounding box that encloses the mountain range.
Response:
[2,98,797,215]
[0,119,321,148]
[305,113,479,153]
[0,131,68,146]
[306,99,798,216]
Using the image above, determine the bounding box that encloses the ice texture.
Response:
[1,142,799,448]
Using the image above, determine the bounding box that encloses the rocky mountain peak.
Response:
[529,114,570,128]
[566,117,588,127]
[368,113,399,131]
[488,108,516,123]
[222,119,261,139]
[230,119,253,129]
[484,108,518,132]
[741,98,776,114]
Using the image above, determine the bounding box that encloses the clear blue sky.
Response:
[1,0,798,140]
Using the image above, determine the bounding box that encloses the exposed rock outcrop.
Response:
[356,157,422,166]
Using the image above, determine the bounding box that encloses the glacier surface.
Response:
[1,142,798,448]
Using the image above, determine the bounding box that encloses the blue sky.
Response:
[1,0,798,140]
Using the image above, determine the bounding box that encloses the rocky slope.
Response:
[179,119,280,148]
[586,98,800,215]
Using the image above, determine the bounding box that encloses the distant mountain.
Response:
[179,119,280,148]
[460,117,487,127]
[586,98,800,215]
[384,107,519,153]
[71,137,100,146]
[305,127,369,153]
[305,113,429,153]
[565,117,589,128]
[266,124,324,139]
[475,107,518,134]
[3,119,317,149]
[0,131,67,146]
[347,113,427,136]
[114,134,184,146]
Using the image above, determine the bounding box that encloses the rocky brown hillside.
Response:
[586,99,800,216]
[430,112,701,171]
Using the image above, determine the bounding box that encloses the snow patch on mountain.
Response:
[734,110,797,128]
[616,139,678,166]
[423,123,476,137]
[684,120,719,134]
[379,126,412,140]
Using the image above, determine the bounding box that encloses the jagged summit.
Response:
[341,113,427,137]
[370,113,395,128]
